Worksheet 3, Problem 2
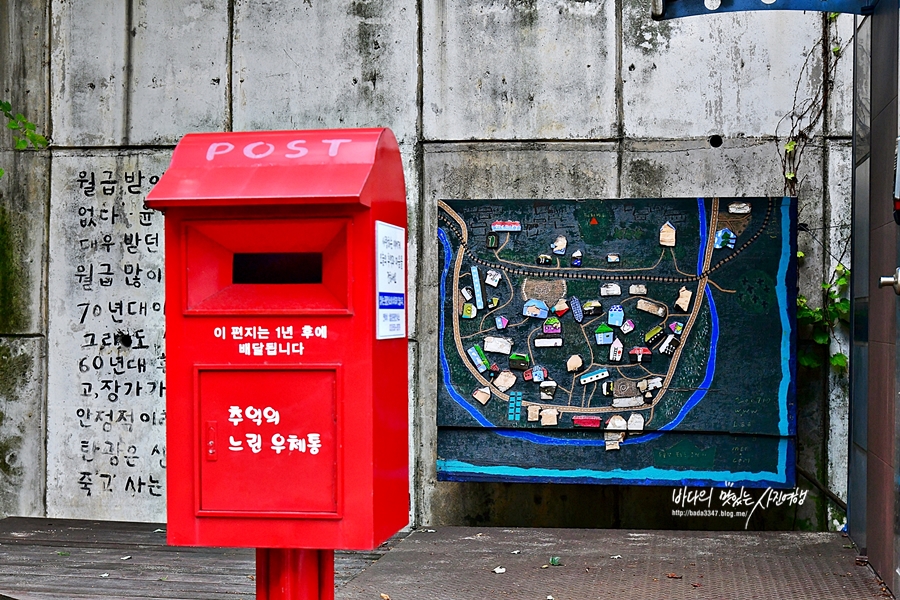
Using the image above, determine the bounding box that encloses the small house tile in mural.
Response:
[552,298,569,316]
[484,336,513,355]
[636,299,666,318]
[493,370,516,392]
[659,221,676,247]
[566,354,584,372]
[540,380,557,399]
[533,336,563,348]
[472,386,491,405]
[608,305,624,327]
[569,296,584,322]
[543,316,562,334]
[609,338,624,362]
[644,325,665,345]
[509,353,531,370]
[491,220,522,232]
[595,323,614,345]
[715,228,736,249]
[600,283,621,297]
[675,286,693,312]
[629,347,652,364]
[523,299,549,319]
[551,235,567,255]
[660,334,680,355]
[579,368,610,385]
[467,346,489,372]
[573,415,603,428]
[583,300,603,316]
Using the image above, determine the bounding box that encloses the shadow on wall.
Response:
[430,479,825,531]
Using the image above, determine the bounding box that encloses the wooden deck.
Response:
[0,517,403,600]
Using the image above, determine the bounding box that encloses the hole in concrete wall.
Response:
[708,135,724,148]
[114,331,133,348]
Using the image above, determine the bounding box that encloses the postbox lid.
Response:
[145,128,401,208]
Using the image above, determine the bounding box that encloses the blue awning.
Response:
[652,0,873,21]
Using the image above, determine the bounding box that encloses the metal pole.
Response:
[256,548,335,600]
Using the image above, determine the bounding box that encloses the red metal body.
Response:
[146,129,409,553]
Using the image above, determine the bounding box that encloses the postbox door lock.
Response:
[205,421,218,461]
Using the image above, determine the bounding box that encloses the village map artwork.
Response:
[437,197,797,487]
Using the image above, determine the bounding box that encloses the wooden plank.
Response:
[0,518,403,599]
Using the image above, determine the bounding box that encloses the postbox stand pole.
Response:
[256,548,335,600]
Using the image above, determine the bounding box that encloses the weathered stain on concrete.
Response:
[349,0,385,106]
[0,337,43,516]
[0,341,32,403]
[625,157,668,197]
[623,0,673,55]
[0,150,50,338]
[0,206,27,333]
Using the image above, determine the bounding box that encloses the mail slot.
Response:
[146,128,409,550]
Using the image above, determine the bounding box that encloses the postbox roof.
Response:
[145,128,401,208]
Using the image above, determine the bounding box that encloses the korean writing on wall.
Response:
[47,156,168,521]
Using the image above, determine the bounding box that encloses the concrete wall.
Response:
[0,0,852,528]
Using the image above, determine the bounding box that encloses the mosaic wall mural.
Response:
[437,197,797,487]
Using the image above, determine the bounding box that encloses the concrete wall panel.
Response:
[423,0,617,140]
[232,0,418,144]
[52,0,228,146]
[128,0,229,144]
[423,143,619,199]
[46,151,169,522]
[0,337,45,517]
[620,138,804,197]
[622,4,823,139]
[51,0,128,146]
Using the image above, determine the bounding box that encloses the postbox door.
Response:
[197,367,340,516]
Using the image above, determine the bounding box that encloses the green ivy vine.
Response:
[796,258,850,370]
[0,99,47,179]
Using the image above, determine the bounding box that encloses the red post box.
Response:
[146,129,408,598]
